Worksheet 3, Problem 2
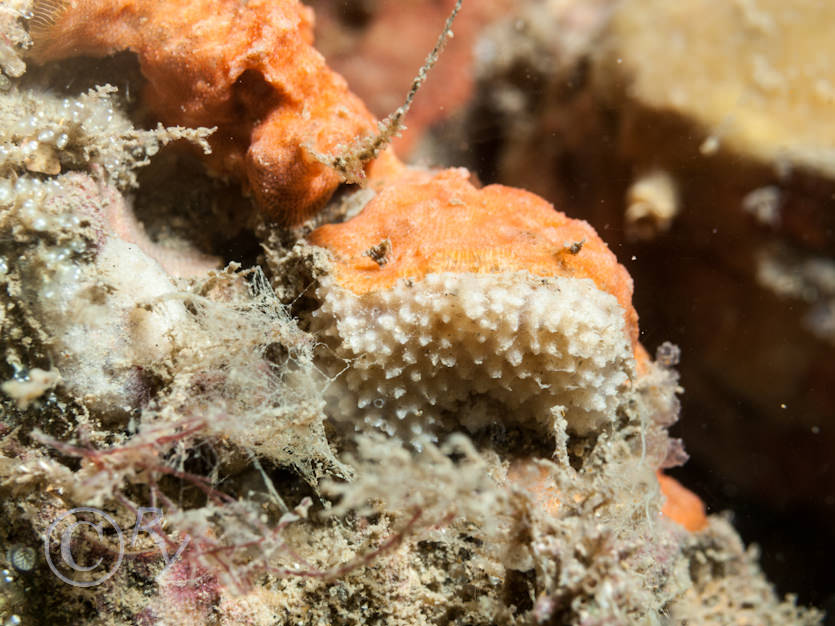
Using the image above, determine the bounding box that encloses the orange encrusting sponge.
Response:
[657,471,708,532]
[508,462,707,533]
[310,166,640,348]
[29,0,377,225]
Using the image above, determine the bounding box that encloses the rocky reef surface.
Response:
[0,0,824,624]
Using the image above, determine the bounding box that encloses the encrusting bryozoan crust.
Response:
[314,270,633,442]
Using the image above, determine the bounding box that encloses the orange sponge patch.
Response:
[658,472,708,532]
[310,167,639,346]
[30,0,376,224]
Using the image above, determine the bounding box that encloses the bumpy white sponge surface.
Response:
[313,271,635,441]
